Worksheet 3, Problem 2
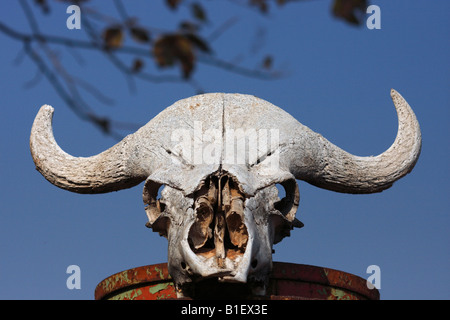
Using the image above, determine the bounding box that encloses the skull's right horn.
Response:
[287,89,422,194]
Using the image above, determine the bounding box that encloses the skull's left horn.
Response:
[30,105,148,194]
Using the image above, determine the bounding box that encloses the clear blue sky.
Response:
[0,1,448,300]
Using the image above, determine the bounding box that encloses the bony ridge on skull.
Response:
[30,90,421,298]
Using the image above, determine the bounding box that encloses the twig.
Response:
[1,1,284,139]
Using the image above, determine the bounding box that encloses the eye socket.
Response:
[276,183,286,199]
[274,179,299,221]
[143,180,161,202]
[157,184,163,199]
[143,181,166,211]
[143,180,169,237]
[274,183,289,215]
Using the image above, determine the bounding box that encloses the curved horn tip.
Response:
[33,105,55,126]
[390,88,402,101]
[39,104,54,115]
[390,88,406,102]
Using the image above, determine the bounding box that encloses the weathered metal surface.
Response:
[268,262,379,300]
[95,262,379,300]
[94,263,177,300]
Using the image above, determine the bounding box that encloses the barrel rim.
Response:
[94,261,380,300]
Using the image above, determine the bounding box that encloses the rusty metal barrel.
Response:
[95,262,379,300]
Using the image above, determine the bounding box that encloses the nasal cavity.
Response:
[188,173,248,263]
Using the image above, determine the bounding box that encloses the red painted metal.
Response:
[94,262,176,300]
[95,262,379,300]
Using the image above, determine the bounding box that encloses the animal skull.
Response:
[30,90,421,297]
[143,168,301,296]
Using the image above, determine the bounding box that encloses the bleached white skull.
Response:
[30,90,421,297]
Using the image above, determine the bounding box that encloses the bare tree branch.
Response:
[1,0,364,138]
